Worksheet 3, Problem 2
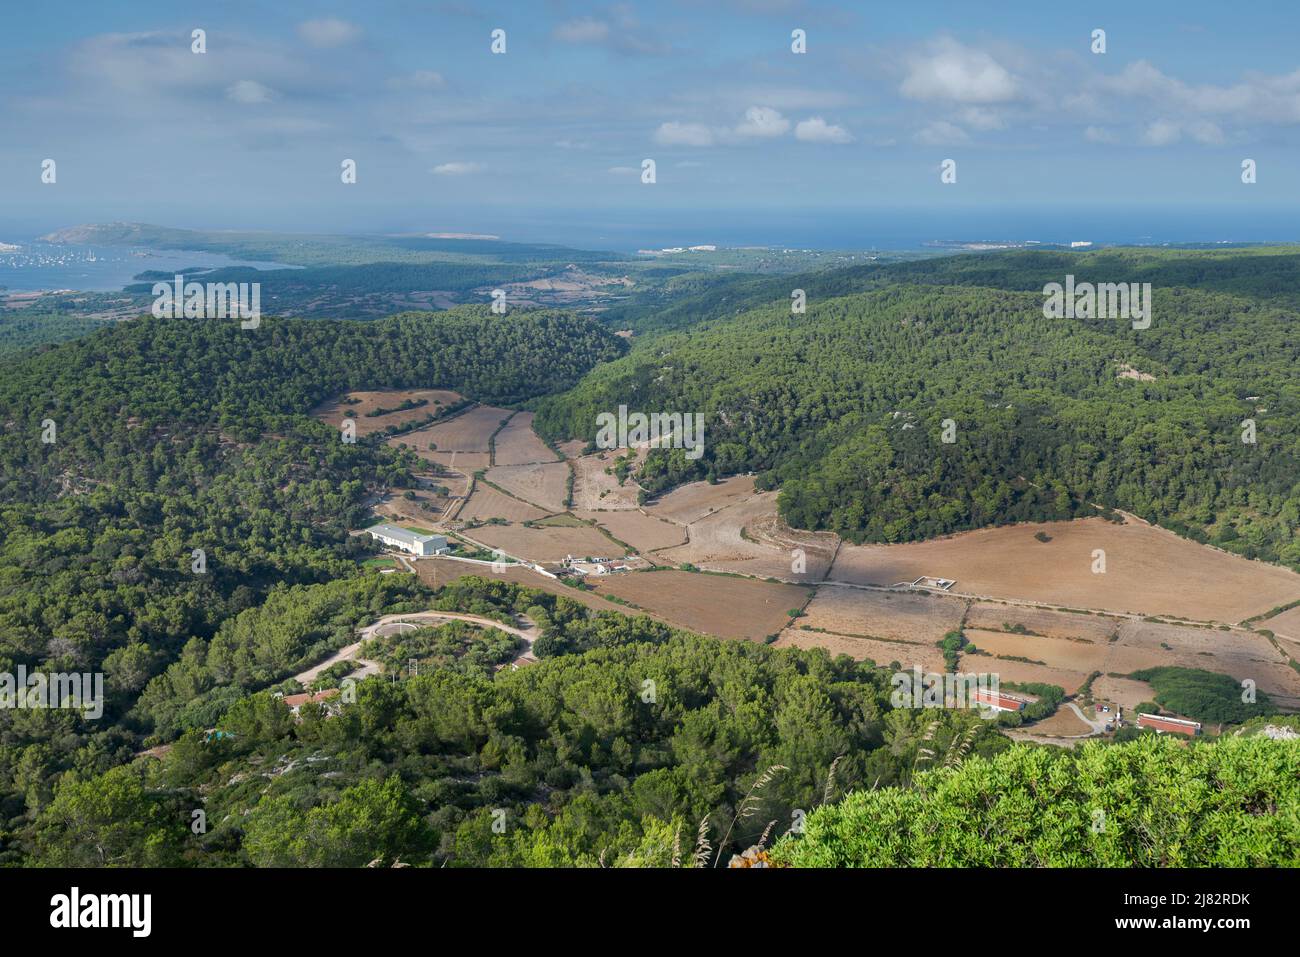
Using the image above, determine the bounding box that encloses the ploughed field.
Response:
[827,516,1300,624]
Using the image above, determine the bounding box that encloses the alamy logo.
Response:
[1043,275,1151,329]
[595,405,704,461]
[152,274,261,329]
[50,887,151,937]
[0,667,103,719]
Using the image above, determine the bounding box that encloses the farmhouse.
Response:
[972,688,1031,712]
[366,523,449,556]
[1137,712,1202,736]
[280,688,341,717]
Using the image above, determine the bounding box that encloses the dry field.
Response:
[964,628,1108,673]
[411,449,491,472]
[588,570,811,641]
[570,450,645,510]
[1116,620,1282,668]
[961,614,1300,705]
[493,412,560,465]
[1103,622,1300,707]
[311,389,464,437]
[459,486,548,523]
[485,463,569,513]
[374,488,455,526]
[828,517,1300,623]
[961,657,1091,694]
[1092,675,1157,710]
[797,585,966,644]
[964,602,1120,643]
[575,509,687,553]
[1260,604,1300,642]
[418,405,513,452]
[414,470,469,499]
[774,629,947,671]
[644,475,757,525]
[1025,708,1094,736]
[470,523,618,563]
[657,490,838,579]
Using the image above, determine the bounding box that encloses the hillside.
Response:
[0,309,622,857]
[534,249,1300,568]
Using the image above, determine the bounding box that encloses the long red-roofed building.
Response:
[972,688,1031,712]
[1137,712,1202,736]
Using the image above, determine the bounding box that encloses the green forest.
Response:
[16,575,1298,868]
[0,307,622,865]
[536,249,1300,566]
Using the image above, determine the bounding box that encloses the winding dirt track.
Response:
[293,610,541,688]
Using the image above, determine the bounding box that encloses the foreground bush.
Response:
[771,736,1300,867]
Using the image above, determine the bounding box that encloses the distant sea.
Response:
[444,205,1300,254]
[0,242,288,293]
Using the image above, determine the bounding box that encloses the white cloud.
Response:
[1186,119,1225,144]
[901,38,1019,104]
[958,107,1005,131]
[654,121,715,147]
[297,18,361,49]
[1140,118,1224,147]
[226,80,274,104]
[1141,119,1182,146]
[388,71,446,91]
[1099,60,1300,125]
[554,18,610,44]
[551,12,668,55]
[431,161,481,175]
[915,120,969,146]
[794,116,853,143]
[735,105,790,138]
[1084,125,1118,144]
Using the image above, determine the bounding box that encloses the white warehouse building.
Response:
[365,523,450,557]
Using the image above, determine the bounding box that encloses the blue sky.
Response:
[4,1,1300,245]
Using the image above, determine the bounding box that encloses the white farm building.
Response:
[365,523,450,557]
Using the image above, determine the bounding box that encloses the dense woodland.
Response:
[537,250,1300,565]
[0,308,621,863]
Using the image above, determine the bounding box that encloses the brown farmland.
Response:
[1260,604,1300,642]
[774,629,946,671]
[797,585,966,645]
[588,570,811,641]
[657,490,838,579]
[644,475,757,524]
[569,450,645,510]
[493,412,561,465]
[469,523,619,563]
[964,602,1120,643]
[575,509,687,553]
[459,486,549,523]
[419,405,513,452]
[828,517,1300,623]
[485,462,569,513]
